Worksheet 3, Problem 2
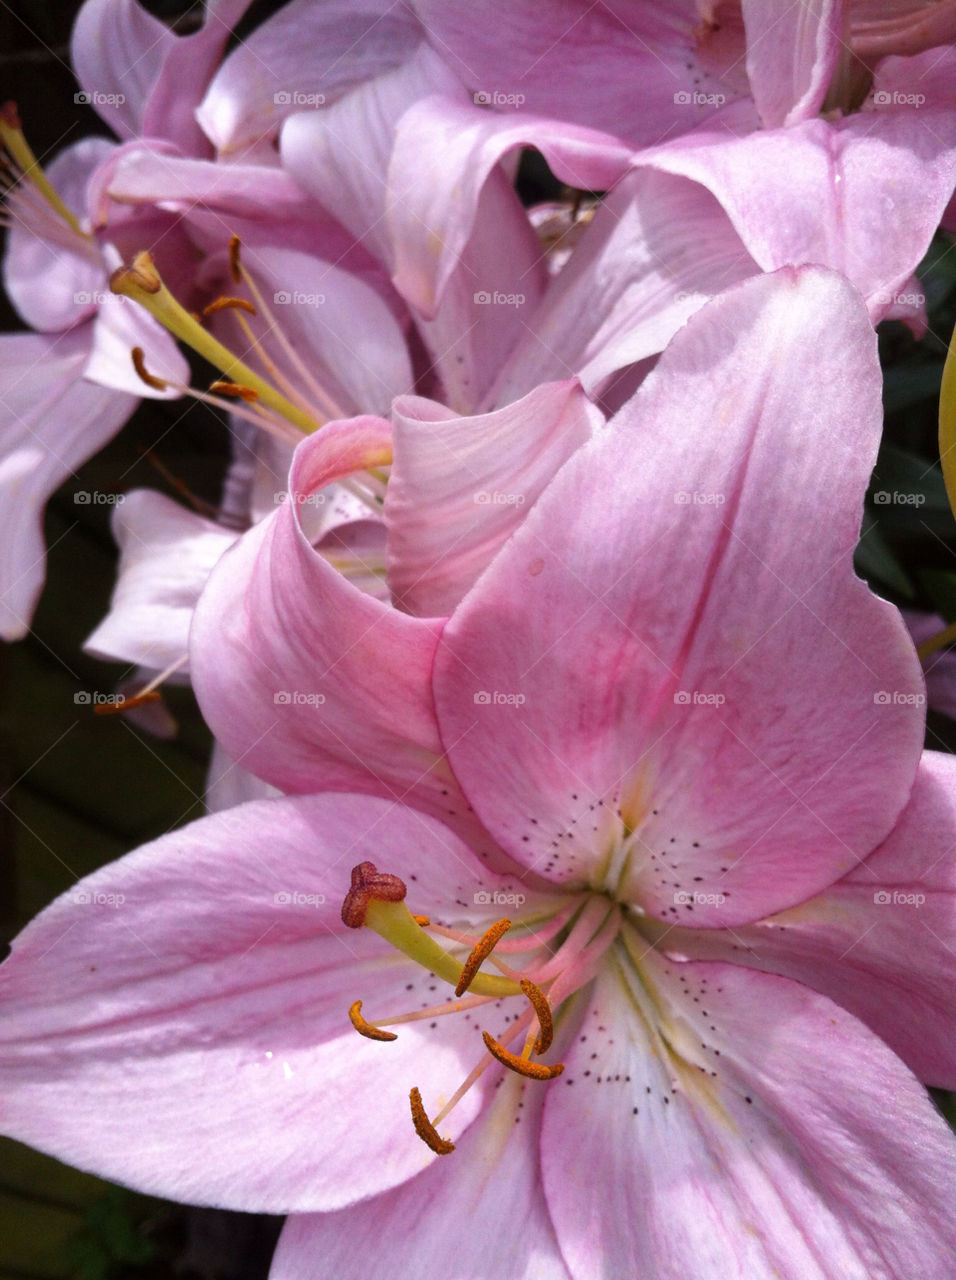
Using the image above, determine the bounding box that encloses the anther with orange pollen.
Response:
[340,861,565,1156]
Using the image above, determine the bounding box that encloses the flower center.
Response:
[341,861,620,1154]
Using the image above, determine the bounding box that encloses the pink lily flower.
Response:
[0,117,190,641]
[281,48,955,416]
[3,269,956,1277]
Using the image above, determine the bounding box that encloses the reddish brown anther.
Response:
[409,1087,455,1155]
[203,295,257,317]
[481,1030,564,1080]
[341,861,407,928]
[348,999,397,1042]
[520,978,554,1055]
[455,917,511,997]
[93,689,161,717]
[228,234,242,284]
[1,101,22,130]
[209,380,260,402]
[131,346,168,391]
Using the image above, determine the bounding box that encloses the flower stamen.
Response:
[409,1087,455,1155]
[209,380,260,402]
[481,1030,565,1080]
[110,251,321,435]
[131,346,169,392]
[455,917,511,996]
[348,999,398,1042]
[203,295,257,318]
[519,978,554,1055]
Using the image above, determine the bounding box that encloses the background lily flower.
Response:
[2,269,956,1278]
[410,0,956,141]
[0,125,189,640]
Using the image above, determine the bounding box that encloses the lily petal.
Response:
[0,794,526,1211]
[542,954,956,1278]
[0,329,137,639]
[196,0,421,155]
[385,380,601,616]
[741,0,842,127]
[190,417,451,810]
[84,490,236,672]
[435,269,923,923]
[388,96,631,318]
[491,167,758,404]
[411,0,749,146]
[273,1072,570,1280]
[661,750,956,1088]
[638,109,956,325]
[70,0,176,139]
